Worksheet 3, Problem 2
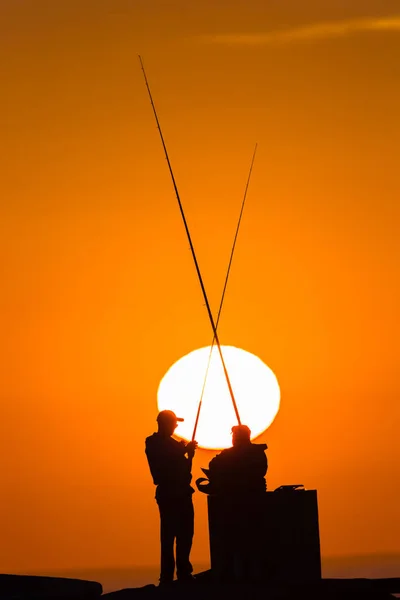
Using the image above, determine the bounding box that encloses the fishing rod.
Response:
[191,144,257,442]
[139,55,241,426]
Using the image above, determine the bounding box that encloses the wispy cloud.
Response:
[200,15,400,46]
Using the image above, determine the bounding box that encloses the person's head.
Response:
[157,410,184,436]
[231,424,251,447]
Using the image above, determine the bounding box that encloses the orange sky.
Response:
[1,0,399,573]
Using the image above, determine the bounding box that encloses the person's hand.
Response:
[186,441,198,458]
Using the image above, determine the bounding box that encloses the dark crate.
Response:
[207,489,321,582]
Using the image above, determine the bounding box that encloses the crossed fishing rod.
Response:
[139,56,257,442]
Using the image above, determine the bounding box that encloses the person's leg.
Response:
[158,500,176,584]
[175,496,194,581]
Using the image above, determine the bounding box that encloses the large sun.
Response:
[157,345,280,449]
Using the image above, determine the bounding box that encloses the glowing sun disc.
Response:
[157,345,280,449]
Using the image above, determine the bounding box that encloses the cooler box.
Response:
[207,488,321,582]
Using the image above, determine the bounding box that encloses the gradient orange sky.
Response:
[1,0,399,573]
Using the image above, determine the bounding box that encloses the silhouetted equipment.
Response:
[274,484,304,491]
[206,486,321,583]
[139,55,242,426]
[191,144,258,442]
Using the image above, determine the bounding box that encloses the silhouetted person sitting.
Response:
[198,425,268,496]
[145,410,198,586]
[196,425,268,583]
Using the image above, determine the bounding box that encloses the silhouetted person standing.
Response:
[145,410,198,585]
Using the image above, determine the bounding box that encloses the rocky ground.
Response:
[1,572,399,600]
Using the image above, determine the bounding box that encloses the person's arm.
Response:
[261,452,268,476]
[145,438,172,485]
[145,442,162,485]
[185,440,198,472]
[253,444,268,476]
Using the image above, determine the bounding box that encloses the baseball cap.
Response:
[156,410,184,423]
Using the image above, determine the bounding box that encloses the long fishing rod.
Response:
[139,55,241,426]
[191,144,257,441]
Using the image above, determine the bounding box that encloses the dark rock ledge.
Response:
[1,572,399,600]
